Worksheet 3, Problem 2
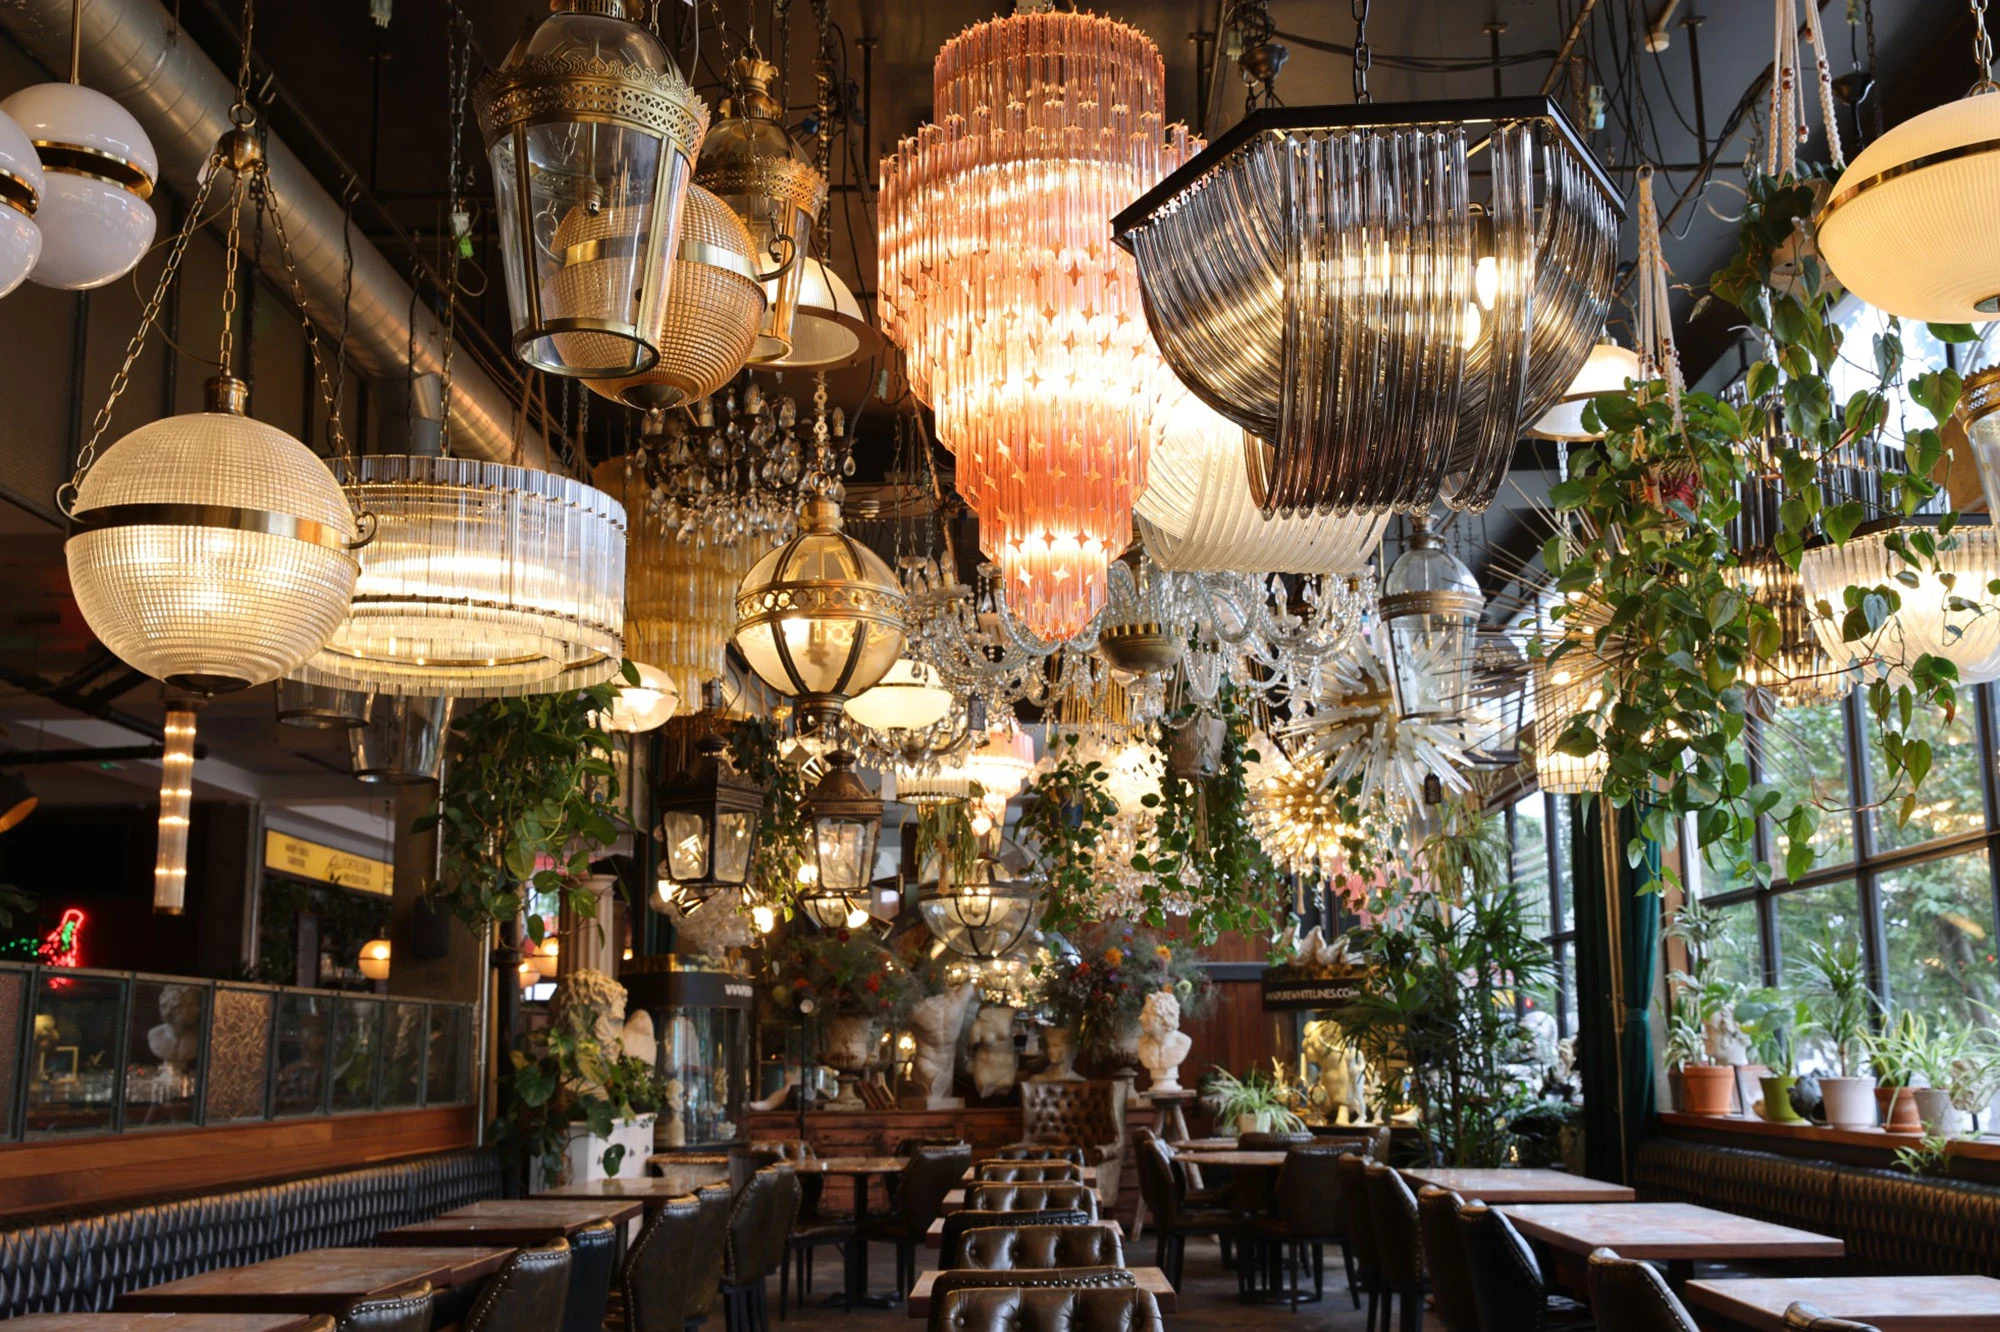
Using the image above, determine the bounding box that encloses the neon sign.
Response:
[39,908,84,970]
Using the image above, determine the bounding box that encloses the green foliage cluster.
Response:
[1015,733,1119,936]
[418,669,627,943]
[498,986,663,1189]
[726,716,815,918]
[1033,920,1215,1058]
[770,929,920,1021]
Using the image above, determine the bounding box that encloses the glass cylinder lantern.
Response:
[697,52,826,363]
[806,750,882,895]
[1380,517,1485,724]
[475,0,708,378]
[655,733,765,911]
[349,693,455,785]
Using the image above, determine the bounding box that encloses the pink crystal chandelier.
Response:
[879,10,1189,641]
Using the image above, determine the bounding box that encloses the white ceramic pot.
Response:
[1819,1075,1878,1129]
[536,1113,656,1191]
[1914,1086,1959,1137]
[1236,1111,1271,1136]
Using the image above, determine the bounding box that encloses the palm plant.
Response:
[1795,937,1876,1078]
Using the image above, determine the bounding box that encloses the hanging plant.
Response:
[913,794,981,886]
[417,666,629,942]
[1016,733,1118,936]
[725,715,815,919]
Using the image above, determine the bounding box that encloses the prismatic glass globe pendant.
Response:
[1111,96,1621,516]
[475,0,708,378]
[879,10,1193,640]
[66,376,360,694]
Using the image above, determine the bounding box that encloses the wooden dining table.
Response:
[540,1175,721,1215]
[904,1267,1176,1318]
[376,1198,644,1248]
[1401,1168,1636,1204]
[118,1248,515,1316]
[1497,1202,1843,1288]
[1684,1275,2000,1331]
[1173,1149,1289,1169]
[11,1316,324,1332]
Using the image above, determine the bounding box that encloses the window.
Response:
[1512,791,1575,1038]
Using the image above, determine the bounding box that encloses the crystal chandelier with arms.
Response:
[1110,96,1620,516]
[878,10,1192,639]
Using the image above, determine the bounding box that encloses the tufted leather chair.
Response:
[1017,1081,1127,1206]
[1245,1144,1355,1308]
[990,1144,1088,1169]
[682,1183,734,1331]
[1457,1199,1580,1332]
[858,1144,972,1297]
[337,1282,433,1332]
[966,1182,1098,1220]
[928,1268,1134,1312]
[956,1224,1126,1271]
[1133,1137,1237,1289]
[941,1209,1094,1269]
[720,1165,801,1332]
[612,1193,700,1332]
[1415,1188,1479,1332]
[931,1285,1163,1332]
[463,1240,574,1332]
[1584,1248,1701,1332]
[1784,1302,1883,1332]
[977,1162,1082,1184]
[562,1220,618,1332]
[1364,1161,1425,1332]
[0,1148,503,1318]
[1332,1151,1381,1323]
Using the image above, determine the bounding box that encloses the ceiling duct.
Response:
[0,0,545,468]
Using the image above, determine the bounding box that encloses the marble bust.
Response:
[1137,989,1192,1093]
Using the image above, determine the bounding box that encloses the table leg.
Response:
[1665,1259,1693,1293]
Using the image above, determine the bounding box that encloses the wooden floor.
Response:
[779,1235,1444,1331]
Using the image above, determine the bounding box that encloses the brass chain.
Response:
[439,0,472,458]
[263,177,357,465]
[58,148,227,515]
[1975,0,1997,89]
[1351,0,1371,103]
[216,168,248,377]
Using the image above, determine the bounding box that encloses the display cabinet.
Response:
[622,956,755,1151]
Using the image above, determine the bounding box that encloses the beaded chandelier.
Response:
[879,10,1191,640]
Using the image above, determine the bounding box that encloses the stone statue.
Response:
[1704,1003,1752,1066]
[1032,1024,1083,1082]
[1302,1020,1367,1125]
[1137,990,1193,1093]
[620,1009,658,1070]
[666,888,754,955]
[967,1004,1019,1099]
[660,1077,687,1147]
[909,981,976,1108]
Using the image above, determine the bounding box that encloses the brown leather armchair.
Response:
[1243,1143,1351,1307]
[1134,1138,1237,1289]
[1785,1303,1882,1332]
[927,1269,1135,1313]
[956,1224,1126,1271]
[462,1241,574,1332]
[337,1282,433,1332]
[721,1165,801,1332]
[1362,1162,1424,1332]
[1415,1187,1478,1332]
[965,1182,1099,1219]
[1456,1199,1589,1332]
[682,1183,733,1331]
[1584,1248,1701,1332]
[1017,1081,1127,1206]
[940,1209,1095,1268]
[991,1144,1088,1168]
[931,1285,1163,1332]
[1331,1150,1380,1322]
[976,1162,1083,1184]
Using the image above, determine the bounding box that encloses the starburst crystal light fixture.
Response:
[878,10,1191,639]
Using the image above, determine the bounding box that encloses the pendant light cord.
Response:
[68,0,82,83]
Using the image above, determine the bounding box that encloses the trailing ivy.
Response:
[1016,735,1118,935]
[726,716,815,919]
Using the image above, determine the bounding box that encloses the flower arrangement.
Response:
[771,930,920,1021]
[1033,921,1215,1058]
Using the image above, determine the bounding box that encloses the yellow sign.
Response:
[264,831,393,896]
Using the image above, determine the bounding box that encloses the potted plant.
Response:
[1032,922,1214,1070]
[1665,984,1737,1115]
[1874,1011,1975,1137]
[1202,1067,1306,1136]
[499,967,663,1190]
[1736,988,1810,1123]
[1797,938,1877,1129]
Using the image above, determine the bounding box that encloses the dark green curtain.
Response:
[1571,795,1661,1183]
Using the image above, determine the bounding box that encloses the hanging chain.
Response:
[57,149,226,515]
[1865,0,1883,136]
[328,183,356,454]
[438,0,472,457]
[1974,0,1997,91]
[811,0,834,257]
[215,167,249,377]
[1350,0,1371,103]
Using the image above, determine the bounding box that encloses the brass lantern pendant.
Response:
[697,51,827,363]
[475,0,709,379]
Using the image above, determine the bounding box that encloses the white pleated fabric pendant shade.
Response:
[299,455,626,697]
[1137,385,1386,574]
[65,403,359,694]
[1817,91,2000,323]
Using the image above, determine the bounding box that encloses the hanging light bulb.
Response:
[0,0,157,293]
[0,109,43,298]
[475,0,707,376]
[601,662,680,733]
[357,939,392,981]
[349,693,454,784]
[1380,517,1485,724]
[154,703,197,914]
[963,721,1036,802]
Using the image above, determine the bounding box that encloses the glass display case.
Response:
[1263,967,1393,1129]
[623,957,753,1151]
[0,963,476,1139]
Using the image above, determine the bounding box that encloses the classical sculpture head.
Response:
[1141,988,1181,1036]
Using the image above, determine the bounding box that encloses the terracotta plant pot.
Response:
[1757,1074,1804,1123]
[1819,1075,1878,1129]
[1679,1063,1737,1116]
[1877,1084,1924,1134]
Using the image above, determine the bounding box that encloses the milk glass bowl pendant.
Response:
[844,656,953,733]
[66,376,359,693]
[1800,525,2000,686]
[0,109,44,298]
[733,493,908,731]
[475,0,707,377]
[0,80,154,290]
[697,52,826,363]
[1528,337,1645,442]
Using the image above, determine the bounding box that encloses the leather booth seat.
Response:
[0,1148,503,1317]
[933,1285,1163,1332]
[965,1183,1098,1219]
[1635,1138,2000,1274]
[957,1224,1126,1271]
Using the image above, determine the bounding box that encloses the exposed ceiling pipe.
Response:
[0,0,547,468]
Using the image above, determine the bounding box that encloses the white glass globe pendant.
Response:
[602,662,681,733]
[0,109,44,298]
[0,2,157,292]
[63,121,360,695]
